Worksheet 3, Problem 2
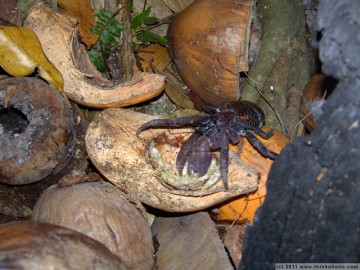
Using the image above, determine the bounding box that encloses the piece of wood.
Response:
[223,225,246,266]
[241,0,310,136]
[151,212,233,270]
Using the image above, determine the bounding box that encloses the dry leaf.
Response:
[58,0,98,48]
[135,44,171,76]
[163,74,194,109]
[155,67,194,109]
[0,25,63,92]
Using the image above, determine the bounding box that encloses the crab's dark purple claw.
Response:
[176,132,213,177]
[176,132,201,174]
[136,115,208,136]
[186,136,212,176]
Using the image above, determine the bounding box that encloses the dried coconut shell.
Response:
[23,3,165,108]
[85,108,259,212]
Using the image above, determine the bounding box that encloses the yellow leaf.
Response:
[0,25,63,92]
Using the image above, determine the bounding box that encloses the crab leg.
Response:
[246,132,278,159]
[253,127,274,139]
[219,135,230,190]
[136,115,208,135]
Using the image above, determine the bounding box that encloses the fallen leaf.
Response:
[0,25,64,92]
[58,0,98,48]
[135,44,171,76]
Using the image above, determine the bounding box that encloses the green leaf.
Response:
[89,49,106,72]
[138,30,168,46]
[93,42,109,57]
[88,8,125,72]
[90,26,100,35]
[91,21,106,35]
[130,6,152,29]
[107,19,123,37]
[97,9,113,22]
[100,30,117,46]
[143,16,158,25]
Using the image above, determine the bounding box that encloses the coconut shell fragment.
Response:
[85,108,259,212]
[24,3,165,108]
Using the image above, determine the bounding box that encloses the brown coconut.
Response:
[168,0,254,106]
[31,181,154,270]
[0,221,128,269]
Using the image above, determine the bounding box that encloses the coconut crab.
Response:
[136,100,278,190]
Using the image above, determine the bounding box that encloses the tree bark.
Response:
[239,1,360,268]
[241,0,310,136]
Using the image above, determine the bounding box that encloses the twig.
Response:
[230,195,249,227]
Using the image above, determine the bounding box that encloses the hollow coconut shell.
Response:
[0,77,75,185]
[168,0,254,106]
[24,3,165,108]
[85,108,260,212]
